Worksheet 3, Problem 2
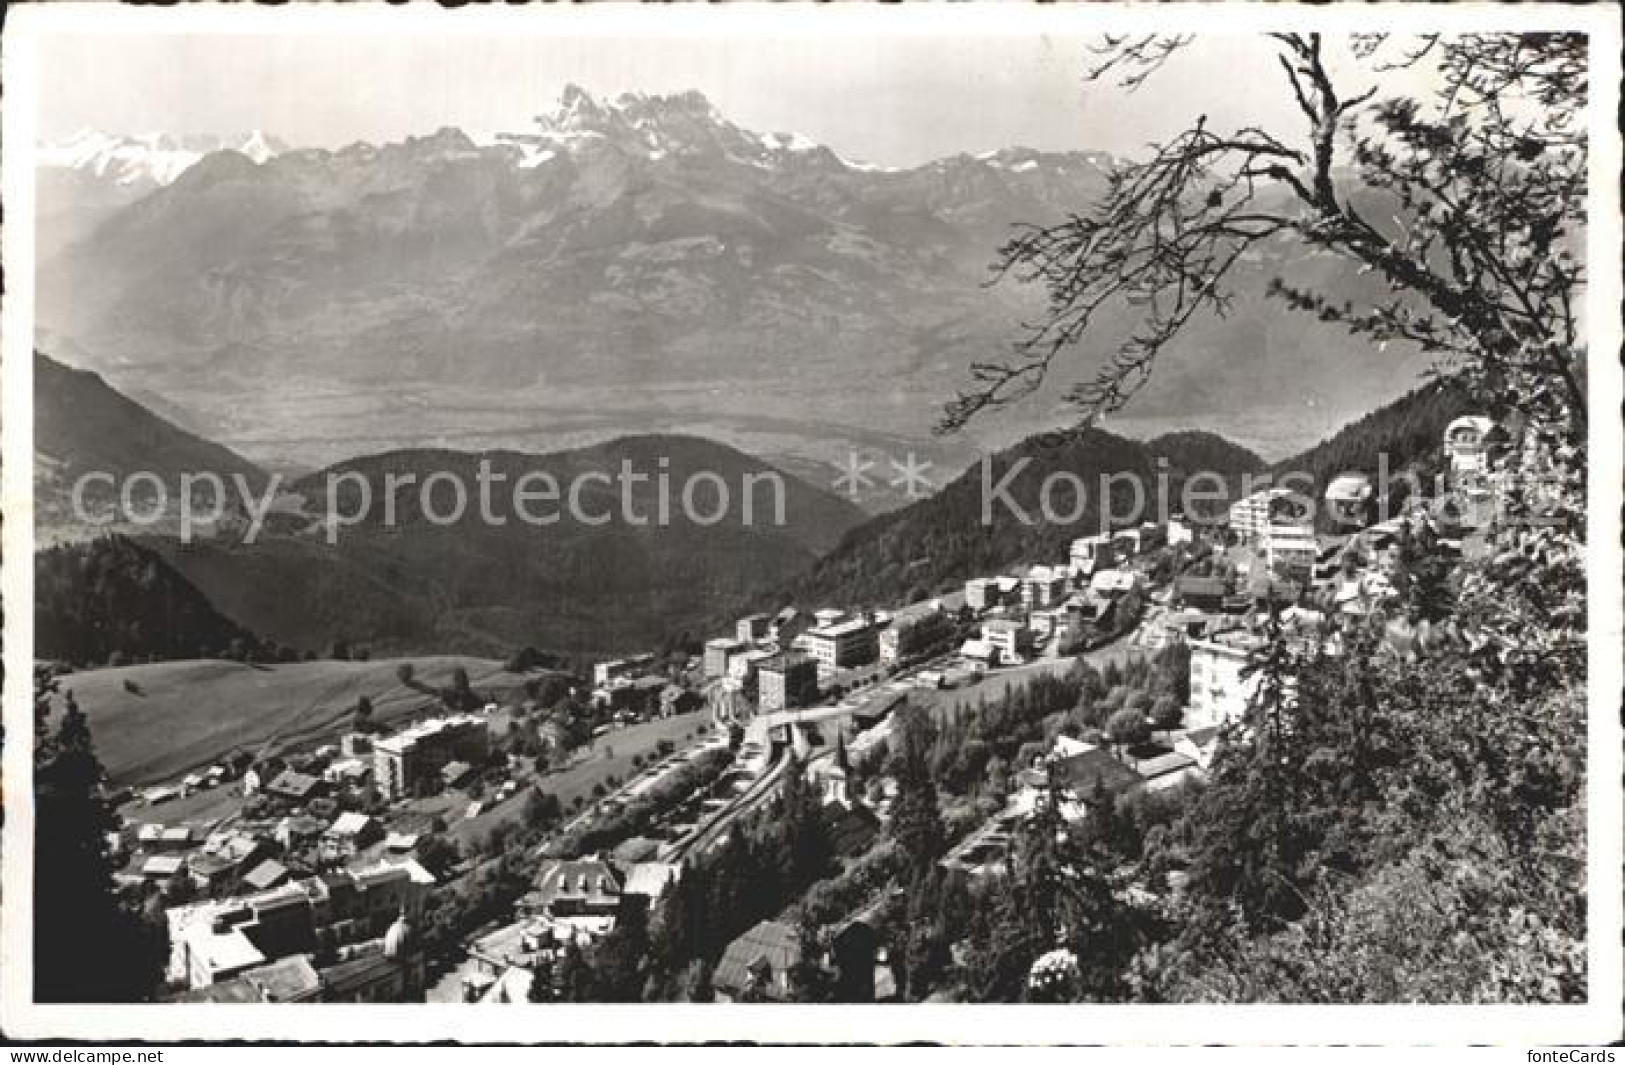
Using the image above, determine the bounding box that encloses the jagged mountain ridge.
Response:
[38,86,1432,466]
[36,129,288,258]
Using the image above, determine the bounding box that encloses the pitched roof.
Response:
[1135,751,1197,780]
[713,920,800,998]
[1048,748,1141,796]
[327,812,374,837]
[534,859,621,905]
[242,859,289,892]
[1180,726,1220,749]
[266,769,321,797]
[141,855,186,876]
[621,862,682,899]
[241,954,321,1003]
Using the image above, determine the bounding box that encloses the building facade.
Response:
[879,609,954,666]
[757,652,821,712]
[372,714,490,800]
[703,637,750,679]
[981,619,1034,664]
[1263,524,1318,581]
[1069,534,1115,577]
[803,617,880,679]
[1021,566,1070,610]
[1228,488,1299,542]
[1186,630,1266,731]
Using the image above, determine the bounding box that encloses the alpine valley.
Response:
[38,86,1431,480]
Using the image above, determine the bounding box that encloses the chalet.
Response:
[188,833,266,890]
[265,770,323,804]
[713,920,801,1002]
[323,812,383,858]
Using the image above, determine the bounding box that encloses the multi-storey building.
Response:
[981,619,1034,665]
[1324,473,1376,529]
[1227,488,1300,542]
[703,636,750,679]
[803,617,880,679]
[1263,524,1318,581]
[1021,565,1070,610]
[879,609,955,666]
[168,859,435,991]
[592,654,656,688]
[1186,629,1267,731]
[1069,534,1116,577]
[372,714,490,800]
[964,578,1001,612]
[1444,415,1498,476]
[757,652,821,712]
[736,614,772,643]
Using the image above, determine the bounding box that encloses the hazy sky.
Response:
[35,31,1311,165]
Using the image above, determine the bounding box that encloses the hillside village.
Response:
[70,412,1509,1004]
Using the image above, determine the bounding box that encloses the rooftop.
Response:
[758,651,816,673]
[622,861,683,899]
[241,954,321,1003]
[198,927,266,974]
[809,617,875,638]
[714,920,800,998]
[1048,748,1142,796]
[535,859,621,904]
[373,713,486,754]
[327,812,374,837]
[241,859,289,893]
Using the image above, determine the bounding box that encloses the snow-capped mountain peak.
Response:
[37,128,287,186]
[503,85,846,172]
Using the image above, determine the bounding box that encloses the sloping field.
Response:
[56,656,532,785]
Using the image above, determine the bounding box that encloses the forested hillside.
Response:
[35,534,274,667]
[1272,376,1475,519]
[774,427,1263,610]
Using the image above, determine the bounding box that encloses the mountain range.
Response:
[33,347,1459,662]
[35,351,269,539]
[36,129,287,259]
[35,351,866,656]
[36,86,1433,476]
